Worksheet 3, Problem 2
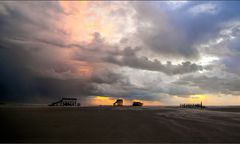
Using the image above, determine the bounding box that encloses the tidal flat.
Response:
[1,106,240,143]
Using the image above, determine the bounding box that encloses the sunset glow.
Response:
[89,96,115,106]
[189,94,206,103]
[87,96,162,106]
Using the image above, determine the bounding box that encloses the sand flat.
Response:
[1,106,240,143]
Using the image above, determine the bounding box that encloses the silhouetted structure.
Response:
[132,102,143,106]
[113,99,123,106]
[49,98,79,106]
[180,101,205,109]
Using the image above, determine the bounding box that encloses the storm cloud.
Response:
[1,1,240,105]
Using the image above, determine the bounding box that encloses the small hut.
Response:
[132,102,143,106]
[113,99,123,106]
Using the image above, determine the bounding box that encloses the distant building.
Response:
[132,102,143,106]
[180,101,205,109]
[49,98,79,106]
[113,99,123,106]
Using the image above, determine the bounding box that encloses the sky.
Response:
[1,1,240,106]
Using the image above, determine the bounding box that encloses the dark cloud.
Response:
[93,83,160,101]
[91,70,124,84]
[104,54,203,75]
[0,1,67,49]
[0,46,126,103]
[130,2,199,59]
[130,1,240,60]
[0,2,130,103]
[175,74,240,95]
[72,36,204,75]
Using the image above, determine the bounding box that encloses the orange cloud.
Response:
[59,1,115,43]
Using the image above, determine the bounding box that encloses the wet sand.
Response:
[1,106,240,143]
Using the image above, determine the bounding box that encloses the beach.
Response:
[1,106,240,143]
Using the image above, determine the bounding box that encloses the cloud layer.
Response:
[1,1,240,105]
